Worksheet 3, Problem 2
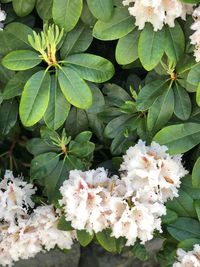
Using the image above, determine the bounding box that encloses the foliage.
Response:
[1,0,200,266]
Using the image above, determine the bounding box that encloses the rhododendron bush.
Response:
[1,0,200,266]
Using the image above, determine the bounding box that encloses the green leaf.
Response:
[167,217,200,241]
[36,0,53,20]
[132,243,149,262]
[166,188,197,218]
[138,24,166,71]
[96,229,117,252]
[116,29,139,65]
[86,83,105,114]
[2,50,41,71]
[179,0,200,3]
[187,64,200,86]
[26,138,60,156]
[153,123,200,154]
[45,160,70,202]
[58,67,92,109]
[58,216,74,231]
[0,99,18,136]
[52,0,82,32]
[111,131,137,155]
[65,107,89,137]
[104,114,133,138]
[77,230,94,247]
[60,22,93,58]
[69,140,95,158]
[44,75,70,130]
[178,239,200,251]
[74,131,92,143]
[136,80,167,111]
[192,157,200,188]
[164,21,185,64]
[5,22,33,47]
[3,69,39,100]
[93,7,135,41]
[174,84,191,120]
[195,200,200,221]
[19,70,50,127]
[63,53,115,83]
[30,152,59,182]
[87,0,113,21]
[162,209,178,225]
[147,87,174,132]
[12,0,36,17]
[196,83,200,107]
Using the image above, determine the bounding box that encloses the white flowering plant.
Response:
[1,0,200,266]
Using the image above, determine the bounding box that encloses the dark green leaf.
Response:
[154,123,200,154]
[19,70,51,127]
[58,67,92,109]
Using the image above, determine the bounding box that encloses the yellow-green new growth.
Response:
[28,24,64,67]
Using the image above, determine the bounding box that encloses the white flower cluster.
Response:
[122,0,194,31]
[0,171,74,267]
[173,245,200,266]
[0,5,6,30]
[60,140,188,246]
[190,6,200,62]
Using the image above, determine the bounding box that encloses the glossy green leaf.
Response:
[167,217,200,241]
[60,22,93,58]
[0,99,18,136]
[178,239,200,251]
[77,230,94,247]
[164,21,185,64]
[19,70,50,127]
[93,7,135,40]
[3,69,39,100]
[147,87,174,132]
[162,209,178,225]
[192,157,200,188]
[63,53,115,83]
[154,123,200,154]
[138,24,166,71]
[30,152,59,182]
[5,22,33,47]
[116,29,139,65]
[12,0,36,17]
[52,0,82,32]
[136,80,167,111]
[87,0,113,21]
[195,200,200,221]
[187,64,200,86]
[166,188,197,218]
[2,50,41,71]
[174,84,191,120]
[57,216,74,231]
[27,138,60,156]
[104,114,133,139]
[58,67,92,109]
[36,0,53,20]
[196,83,200,106]
[44,75,70,130]
[96,229,117,252]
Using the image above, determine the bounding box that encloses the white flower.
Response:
[0,206,74,266]
[0,170,36,226]
[122,0,194,31]
[120,140,188,202]
[29,205,74,251]
[59,168,119,234]
[173,245,200,266]
[0,5,6,30]
[190,6,200,62]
